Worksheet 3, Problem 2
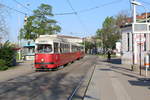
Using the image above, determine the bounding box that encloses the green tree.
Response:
[96,17,120,51]
[85,41,94,53]
[20,4,61,41]
[115,11,129,27]
[96,11,129,52]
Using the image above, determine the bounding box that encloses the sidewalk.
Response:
[0,61,34,82]
[84,57,150,100]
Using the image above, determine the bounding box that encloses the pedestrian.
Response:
[107,51,111,62]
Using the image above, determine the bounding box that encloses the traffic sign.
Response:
[134,34,145,44]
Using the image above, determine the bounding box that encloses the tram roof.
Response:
[36,35,83,46]
[36,35,69,44]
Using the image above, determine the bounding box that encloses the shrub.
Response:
[0,59,8,70]
[0,41,17,67]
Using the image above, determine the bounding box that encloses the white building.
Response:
[121,24,150,65]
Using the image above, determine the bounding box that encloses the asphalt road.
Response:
[0,55,97,100]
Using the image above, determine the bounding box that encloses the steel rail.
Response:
[68,64,96,100]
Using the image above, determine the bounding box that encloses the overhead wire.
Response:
[55,0,124,15]
[66,0,89,34]
[0,3,27,15]
[12,0,75,16]
[8,0,125,16]
[54,12,76,15]
[139,0,150,5]
[78,0,124,13]
[65,0,125,36]
[1,0,126,16]
[12,0,32,12]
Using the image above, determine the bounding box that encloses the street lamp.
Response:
[131,0,141,6]
[131,0,148,22]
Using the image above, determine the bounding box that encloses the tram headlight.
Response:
[41,58,44,62]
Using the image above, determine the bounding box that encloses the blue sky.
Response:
[1,0,150,42]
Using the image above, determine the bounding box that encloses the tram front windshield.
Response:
[37,44,52,53]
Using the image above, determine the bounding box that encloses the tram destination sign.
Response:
[132,23,150,34]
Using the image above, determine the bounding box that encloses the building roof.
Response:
[120,12,150,28]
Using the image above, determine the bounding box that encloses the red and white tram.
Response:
[34,35,85,70]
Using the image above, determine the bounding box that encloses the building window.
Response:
[132,34,134,51]
[127,33,130,51]
[144,34,146,51]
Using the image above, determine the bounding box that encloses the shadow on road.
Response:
[0,71,82,100]
[109,58,122,64]
[110,66,150,90]
[101,58,122,65]
[128,78,150,89]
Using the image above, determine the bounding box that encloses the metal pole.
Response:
[133,0,136,23]
[84,37,86,53]
[18,4,21,61]
[139,34,142,75]
[132,0,138,65]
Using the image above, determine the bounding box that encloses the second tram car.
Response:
[34,35,84,70]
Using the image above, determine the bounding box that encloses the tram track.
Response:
[68,56,97,100]
[30,56,94,100]
[68,64,96,100]
[0,55,97,100]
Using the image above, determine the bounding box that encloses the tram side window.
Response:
[72,45,74,52]
[64,44,67,53]
[54,43,59,53]
[68,44,70,52]
[77,47,80,51]
[64,44,66,53]
[75,46,78,52]
[65,44,70,53]
[71,45,74,52]
[60,43,64,53]
[64,44,69,53]
[72,45,77,52]
[60,43,70,53]
[81,46,84,51]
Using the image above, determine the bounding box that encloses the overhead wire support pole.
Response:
[131,0,138,66]
[133,0,137,23]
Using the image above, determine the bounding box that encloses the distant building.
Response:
[21,40,35,60]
